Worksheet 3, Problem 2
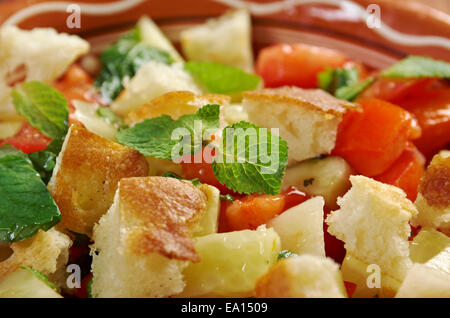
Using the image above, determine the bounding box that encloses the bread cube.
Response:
[91,176,210,298]
[255,254,347,298]
[326,175,418,285]
[180,9,254,72]
[0,26,89,120]
[413,150,450,235]
[48,126,149,236]
[0,229,71,287]
[137,16,184,63]
[267,196,325,257]
[395,263,450,298]
[125,90,230,127]
[242,87,357,164]
[111,61,202,116]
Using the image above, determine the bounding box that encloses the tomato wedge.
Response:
[396,87,450,160]
[0,122,51,153]
[374,142,425,201]
[255,43,347,88]
[220,186,309,232]
[332,98,421,176]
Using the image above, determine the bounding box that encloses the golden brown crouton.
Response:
[91,176,209,298]
[126,90,230,126]
[413,150,450,234]
[0,229,71,285]
[120,177,207,261]
[48,125,148,236]
[242,87,357,163]
[255,255,347,298]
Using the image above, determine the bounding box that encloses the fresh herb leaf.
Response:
[162,172,201,187]
[96,107,126,128]
[116,104,220,159]
[278,250,298,260]
[220,194,235,202]
[11,81,68,152]
[212,121,288,195]
[335,77,375,101]
[318,66,374,101]
[28,150,56,184]
[318,66,359,94]
[19,266,57,291]
[161,172,183,179]
[87,276,94,298]
[95,27,173,102]
[382,56,450,79]
[0,146,61,243]
[184,61,261,94]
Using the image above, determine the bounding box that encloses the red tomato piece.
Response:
[255,43,347,88]
[374,143,425,201]
[344,281,357,298]
[396,87,450,160]
[0,122,51,153]
[73,273,93,298]
[323,207,346,264]
[221,187,309,232]
[332,98,421,176]
[360,77,437,103]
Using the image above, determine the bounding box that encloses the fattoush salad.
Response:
[0,10,449,298]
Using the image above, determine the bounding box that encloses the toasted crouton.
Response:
[242,87,357,163]
[326,175,418,294]
[412,150,450,235]
[137,16,184,63]
[180,9,254,72]
[111,61,202,116]
[0,229,71,287]
[126,91,230,126]
[48,126,149,236]
[91,176,209,298]
[255,255,347,298]
[0,26,89,120]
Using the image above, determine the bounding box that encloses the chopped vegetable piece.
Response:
[255,43,347,88]
[374,143,425,201]
[332,98,421,176]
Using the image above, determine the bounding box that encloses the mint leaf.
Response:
[318,66,374,101]
[184,61,261,94]
[116,104,220,159]
[278,250,299,260]
[0,146,61,243]
[381,56,450,79]
[95,27,173,102]
[19,266,57,291]
[11,81,68,152]
[335,77,375,101]
[28,150,56,184]
[96,107,126,128]
[318,66,359,94]
[220,194,234,202]
[212,121,288,195]
[87,276,94,298]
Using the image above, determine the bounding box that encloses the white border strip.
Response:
[2,0,145,26]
